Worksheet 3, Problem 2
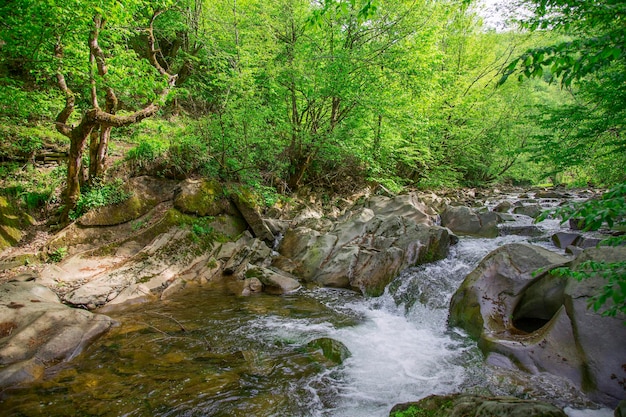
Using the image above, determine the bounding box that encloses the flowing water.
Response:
[0,204,614,416]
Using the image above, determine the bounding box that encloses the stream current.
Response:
[0,205,614,416]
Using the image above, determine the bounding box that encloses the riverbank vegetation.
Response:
[0,0,624,221]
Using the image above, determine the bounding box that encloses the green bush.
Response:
[70,179,132,220]
[125,138,168,173]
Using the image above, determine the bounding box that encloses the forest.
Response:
[0,0,624,220]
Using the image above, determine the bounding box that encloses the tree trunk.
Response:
[88,125,110,183]
[287,153,312,190]
[62,119,96,221]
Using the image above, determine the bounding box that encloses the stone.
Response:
[500,225,544,237]
[279,208,451,296]
[440,205,499,238]
[494,200,514,213]
[244,265,300,294]
[449,244,626,407]
[174,178,237,217]
[304,337,351,365]
[536,190,568,199]
[365,192,437,225]
[512,204,543,218]
[551,232,581,249]
[231,189,274,244]
[241,277,263,296]
[79,176,178,226]
[0,281,115,388]
[389,394,567,417]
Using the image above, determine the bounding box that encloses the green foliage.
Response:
[49,246,68,263]
[538,183,626,318]
[550,261,626,318]
[70,179,132,220]
[125,138,168,173]
[537,183,626,233]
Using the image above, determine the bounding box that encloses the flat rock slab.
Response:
[0,281,115,388]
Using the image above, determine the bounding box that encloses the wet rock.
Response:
[494,200,514,213]
[449,244,626,407]
[512,204,543,218]
[551,232,581,249]
[279,208,451,296]
[449,243,568,339]
[565,245,584,256]
[500,225,544,237]
[389,394,567,417]
[440,205,499,238]
[0,281,115,388]
[244,265,300,294]
[304,337,351,365]
[241,277,263,296]
[536,190,569,199]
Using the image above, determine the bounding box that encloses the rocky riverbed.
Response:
[0,179,624,416]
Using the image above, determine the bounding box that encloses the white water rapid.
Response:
[248,214,614,417]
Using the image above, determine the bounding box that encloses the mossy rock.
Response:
[79,177,178,227]
[0,196,35,250]
[78,194,156,227]
[390,394,567,417]
[304,337,351,365]
[174,179,236,217]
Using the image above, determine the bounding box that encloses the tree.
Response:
[0,0,184,222]
[498,0,626,185]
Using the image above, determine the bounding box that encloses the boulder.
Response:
[440,205,499,238]
[174,178,237,217]
[365,192,437,225]
[0,281,115,388]
[279,207,451,296]
[79,176,178,226]
[449,244,626,407]
[389,394,567,417]
[494,200,514,213]
[304,337,351,365]
[551,232,581,249]
[512,204,543,218]
[244,265,301,294]
[230,189,274,244]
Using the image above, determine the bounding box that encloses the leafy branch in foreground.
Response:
[537,182,626,318]
[550,261,626,317]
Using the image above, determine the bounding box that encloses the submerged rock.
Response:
[304,337,351,365]
[0,281,115,388]
[389,394,567,417]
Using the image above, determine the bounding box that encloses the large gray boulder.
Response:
[0,281,115,388]
[449,244,626,407]
[278,194,451,296]
[440,205,499,238]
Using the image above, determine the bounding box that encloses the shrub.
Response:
[70,179,132,220]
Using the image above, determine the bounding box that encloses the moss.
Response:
[0,195,34,250]
[390,397,455,417]
[175,180,234,217]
